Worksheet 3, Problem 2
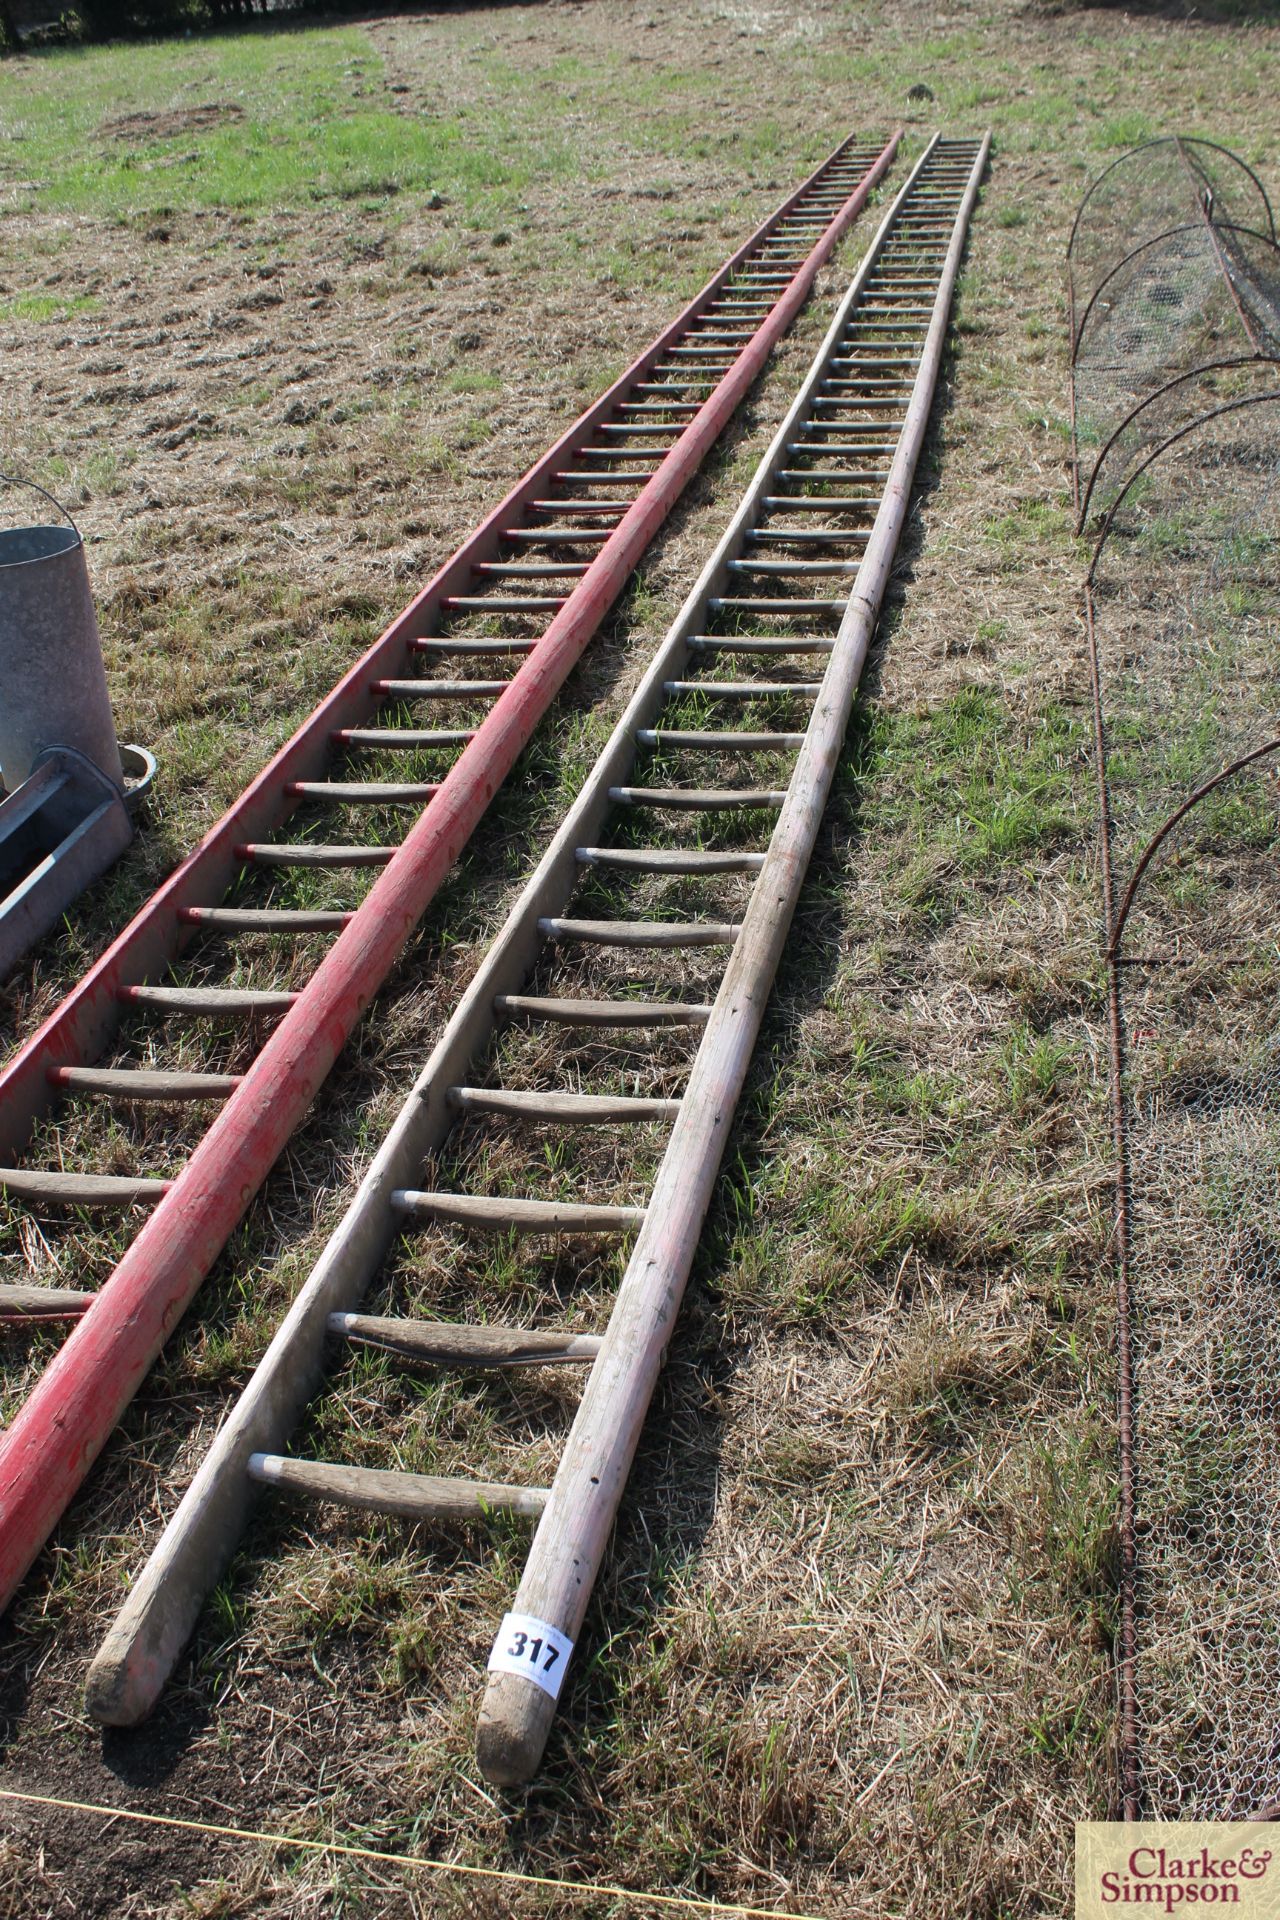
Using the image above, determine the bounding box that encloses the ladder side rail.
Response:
[477,132,992,1788]
[84,135,941,1731]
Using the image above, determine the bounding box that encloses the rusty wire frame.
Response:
[1069,138,1280,1820]
[1068,134,1280,530]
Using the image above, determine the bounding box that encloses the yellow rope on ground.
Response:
[0,1787,827,1920]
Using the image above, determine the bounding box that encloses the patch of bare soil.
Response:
[100,102,246,142]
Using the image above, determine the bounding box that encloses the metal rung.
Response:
[50,1066,241,1101]
[576,846,766,873]
[372,680,507,697]
[0,1283,95,1318]
[708,597,846,615]
[237,843,395,868]
[442,597,567,613]
[636,728,804,749]
[477,561,586,577]
[774,471,885,484]
[329,1311,607,1364]
[334,729,475,749]
[390,1191,644,1234]
[120,984,299,1015]
[248,1453,549,1523]
[495,995,713,1028]
[502,529,613,544]
[529,498,630,511]
[286,782,439,803]
[687,635,834,654]
[554,473,652,485]
[409,637,535,655]
[449,1086,682,1123]
[662,680,822,696]
[761,496,879,510]
[793,444,897,459]
[538,916,739,948]
[179,907,353,932]
[572,445,666,459]
[749,530,870,545]
[0,1169,171,1207]
[731,560,858,578]
[608,785,785,809]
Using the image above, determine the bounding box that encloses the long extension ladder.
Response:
[0,131,900,1614]
[88,135,989,1776]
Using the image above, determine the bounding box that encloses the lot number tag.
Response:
[488,1613,574,1700]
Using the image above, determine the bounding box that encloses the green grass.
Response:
[0,28,574,218]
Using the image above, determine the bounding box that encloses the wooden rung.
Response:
[371,679,506,698]
[495,995,712,1028]
[538,916,739,948]
[448,1087,681,1124]
[635,729,805,750]
[575,847,765,874]
[0,1283,95,1317]
[237,843,395,868]
[179,908,353,932]
[120,985,300,1014]
[608,786,786,810]
[390,1191,644,1233]
[50,1067,242,1101]
[0,1170,172,1207]
[329,1312,605,1366]
[248,1453,549,1522]
[286,781,439,803]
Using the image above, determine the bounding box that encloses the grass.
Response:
[0,28,575,219]
[0,0,1276,1913]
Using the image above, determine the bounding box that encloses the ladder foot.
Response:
[476,1670,559,1789]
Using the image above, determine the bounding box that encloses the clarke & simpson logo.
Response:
[1077,1827,1280,1920]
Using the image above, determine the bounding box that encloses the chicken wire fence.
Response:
[1069,135,1280,530]
[1069,141,1280,1819]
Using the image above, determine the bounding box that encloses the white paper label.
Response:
[487,1612,574,1699]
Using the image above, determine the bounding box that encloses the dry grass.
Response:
[0,0,1278,1914]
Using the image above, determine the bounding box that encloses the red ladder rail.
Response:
[0,130,899,1615]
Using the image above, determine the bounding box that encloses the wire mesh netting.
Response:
[1090,397,1280,1815]
[1071,141,1280,1819]
[1069,138,1280,527]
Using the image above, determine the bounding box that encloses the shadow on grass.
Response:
[7,0,556,60]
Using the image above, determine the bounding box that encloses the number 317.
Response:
[507,1629,560,1673]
